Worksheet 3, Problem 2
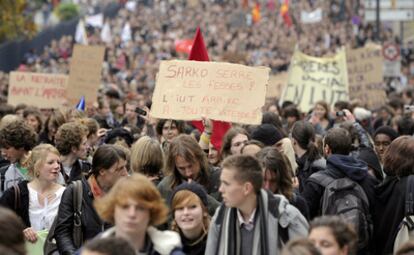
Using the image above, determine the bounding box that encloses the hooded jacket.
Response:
[301,154,378,219]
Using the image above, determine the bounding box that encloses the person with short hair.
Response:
[130,136,164,184]
[308,216,357,255]
[301,127,377,254]
[302,127,377,219]
[94,173,184,255]
[54,122,91,184]
[0,207,26,255]
[205,155,308,255]
[373,125,399,165]
[55,144,129,255]
[156,119,185,152]
[281,238,321,255]
[81,237,136,255]
[0,120,38,195]
[121,100,146,131]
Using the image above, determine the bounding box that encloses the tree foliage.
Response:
[0,0,37,43]
[55,2,79,21]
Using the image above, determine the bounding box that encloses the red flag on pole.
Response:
[280,0,292,27]
[188,27,231,151]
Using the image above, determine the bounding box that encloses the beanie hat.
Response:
[251,124,284,146]
[357,147,383,180]
[169,182,208,208]
[104,127,134,146]
[374,126,399,141]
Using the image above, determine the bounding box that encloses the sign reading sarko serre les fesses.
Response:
[151,60,270,125]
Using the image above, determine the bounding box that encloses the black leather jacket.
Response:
[55,177,111,255]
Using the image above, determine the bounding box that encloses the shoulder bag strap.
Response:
[13,183,21,211]
[72,180,83,248]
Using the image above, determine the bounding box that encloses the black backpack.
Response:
[310,172,373,250]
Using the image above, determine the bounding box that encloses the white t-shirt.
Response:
[28,186,65,231]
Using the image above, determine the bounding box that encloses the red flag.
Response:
[175,39,193,54]
[280,0,292,27]
[188,27,231,151]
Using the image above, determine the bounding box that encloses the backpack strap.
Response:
[309,171,335,188]
[405,176,414,216]
[72,180,83,248]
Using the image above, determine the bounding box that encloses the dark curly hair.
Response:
[0,120,37,151]
[54,122,88,155]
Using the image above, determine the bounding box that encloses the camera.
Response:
[336,110,345,117]
[135,107,147,116]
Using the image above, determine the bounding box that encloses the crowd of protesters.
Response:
[0,0,414,255]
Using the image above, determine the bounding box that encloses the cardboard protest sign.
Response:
[151,60,270,125]
[347,44,386,109]
[281,48,349,113]
[66,45,105,108]
[8,72,68,108]
[267,72,288,99]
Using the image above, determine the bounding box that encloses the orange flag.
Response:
[252,2,261,24]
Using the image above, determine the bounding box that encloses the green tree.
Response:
[0,0,37,43]
[55,2,79,21]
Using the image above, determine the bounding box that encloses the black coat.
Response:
[180,232,207,255]
[55,177,111,255]
[60,160,91,185]
[373,176,409,255]
[296,154,326,193]
[0,180,30,227]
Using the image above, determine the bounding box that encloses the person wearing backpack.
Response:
[373,136,414,255]
[205,155,309,255]
[301,127,378,254]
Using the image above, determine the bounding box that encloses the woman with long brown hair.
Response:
[256,147,309,219]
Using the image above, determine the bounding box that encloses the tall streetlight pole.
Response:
[376,0,381,41]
